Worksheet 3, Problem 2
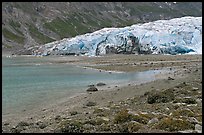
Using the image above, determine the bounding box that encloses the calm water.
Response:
[2,56,164,115]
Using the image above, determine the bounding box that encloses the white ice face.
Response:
[34,16,202,56]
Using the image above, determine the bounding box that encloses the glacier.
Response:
[32,16,202,56]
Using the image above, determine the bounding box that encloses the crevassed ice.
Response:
[33,16,202,56]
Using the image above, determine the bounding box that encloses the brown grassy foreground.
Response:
[2,54,202,133]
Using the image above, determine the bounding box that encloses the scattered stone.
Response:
[173,97,197,104]
[57,120,83,133]
[86,101,97,107]
[195,124,202,133]
[17,121,29,127]
[10,127,22,133]
[100,117,110,122]
[3,122,9,126]
[55,115,61,121]
[88,84,95,87]
[168,77,174,80]
[165,107,170,111]
[144,91,150,96]
[83,124,94,131]
[178,130,195,133]
[188,117,199,124]
[127,121,143,132]
[42,108,46,111]
[70,111,78,116]
[38,122,47,129]
[147,118,159,125]
[183,98,197,104]
[176,82,187,88]
[192,87,199,91]
[96,82,106,86]
[86,86,98,92]
[196,99,202,104]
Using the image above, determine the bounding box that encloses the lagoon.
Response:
[2,56,164,115]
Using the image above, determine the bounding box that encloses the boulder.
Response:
[168,77,175,80]
[86,86,98,92]
[70,111,78,116]
[147,118,159,125]
[88,84,95,87]
[17,121,29,127]
[86,101,97,107]
[96,82,106,86]
[36,121,47,129]
[195,124,202,133]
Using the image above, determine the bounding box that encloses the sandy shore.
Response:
[2,54,202,133]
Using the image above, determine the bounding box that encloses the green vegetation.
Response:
[44,12,117,39]
[44,17,76,38]
[114,109,132,123]
[28,24,55,44]
[114,109,149,124]
[9,20,21,28]
[173,97,197,104]
[14,2,37,16]
[171,109,194,117]
[84,117,108,125]
[147,89,175,104]
[2,28,25,44]
[43,15,91,38]
[9,20,24,36]
[154,117,194,132]
[57,120,83,133]
[127,122,143,132]
[3,43,12,48]
[81,13,100,28]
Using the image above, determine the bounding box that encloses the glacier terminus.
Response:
[32,16,202,56]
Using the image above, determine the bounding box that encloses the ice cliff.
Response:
[32,16,202,56]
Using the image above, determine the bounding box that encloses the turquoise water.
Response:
[2,56,163,115]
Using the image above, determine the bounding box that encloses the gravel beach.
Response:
[2,54,202,133]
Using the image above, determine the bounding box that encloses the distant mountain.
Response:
[2,2,202,54]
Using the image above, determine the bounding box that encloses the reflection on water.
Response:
[2,56,167,115]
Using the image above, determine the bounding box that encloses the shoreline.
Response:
[2,54,202,133]
[2,67,170,121]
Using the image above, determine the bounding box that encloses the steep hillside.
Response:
[2,2,202,54]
